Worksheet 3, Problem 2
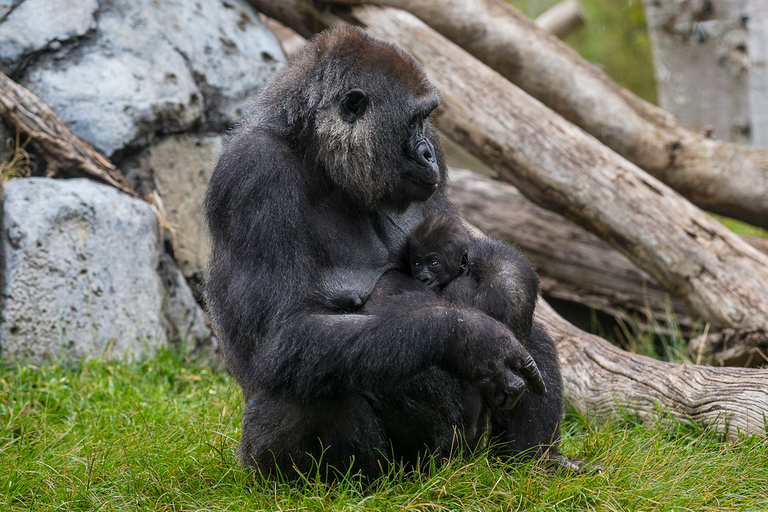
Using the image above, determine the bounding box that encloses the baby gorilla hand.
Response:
[478,342,547,411]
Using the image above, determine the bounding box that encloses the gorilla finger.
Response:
[498,372,526,410]
[518,355,547,396]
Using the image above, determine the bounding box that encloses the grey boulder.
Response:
[2,0,284,158]
[0,177,213,364]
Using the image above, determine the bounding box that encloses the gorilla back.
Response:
[205,26,565,481]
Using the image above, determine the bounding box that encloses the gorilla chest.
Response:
[309,203,423,269]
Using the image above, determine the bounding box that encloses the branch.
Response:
[0,71,136,196]
[534,0,585,40]
[450,168,768,334]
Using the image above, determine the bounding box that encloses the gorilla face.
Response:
[399,97,441,202]
[309,34,444,210]
[410,244,469,289]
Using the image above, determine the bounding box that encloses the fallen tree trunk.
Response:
[0,71,135,196]
[251,1,768,357]
[331,0,768,230]
[451,169,768,344]
[536,299,768,440]
[449,168,694,329]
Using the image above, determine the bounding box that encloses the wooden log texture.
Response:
[0,71,135,196]
[449,168,694,328]
[536,299,768,440]
[332,0,768,230]
[451,168,768,335]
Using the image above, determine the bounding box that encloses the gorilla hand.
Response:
[446,319,547,411]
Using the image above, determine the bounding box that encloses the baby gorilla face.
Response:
[411,252,449,289]
[410,249,467,289]
[408,215,471,290]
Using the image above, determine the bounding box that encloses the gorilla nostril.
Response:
[423,149,433,161]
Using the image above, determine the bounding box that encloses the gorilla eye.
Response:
[429,259,439,268]
[340,88,368,123]
[412,261,422,268]
[408,115,420,130]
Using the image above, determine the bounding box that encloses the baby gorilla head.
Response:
[408,215,470,289]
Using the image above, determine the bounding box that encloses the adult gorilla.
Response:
[206,26,567,481]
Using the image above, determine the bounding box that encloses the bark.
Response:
[250,1,768,355]
[450,168,768,332]
[0,71,135,196]
[748,0,768,146]
[643,0,752,144]
[448,168,695,329]
[536,299,768,440]
[534,0,585,40]
[330,0,768,230]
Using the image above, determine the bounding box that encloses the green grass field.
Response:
[2,348,766,511]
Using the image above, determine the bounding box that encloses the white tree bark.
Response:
[748,0,768,146]
[643,0,752,144]
[534,0,585,40]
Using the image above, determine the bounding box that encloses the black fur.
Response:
[205,26,565,481]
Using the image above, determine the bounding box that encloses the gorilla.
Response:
[205,26,575,481]
[408,215,470,291]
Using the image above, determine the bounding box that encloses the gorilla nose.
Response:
[416,273,433,285]
[413,140,437,170]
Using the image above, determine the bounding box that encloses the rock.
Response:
[0,177,213,364]
[0,0,98,73]
[122,133,222,299]
[2,0,284,158]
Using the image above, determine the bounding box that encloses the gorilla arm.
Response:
[252,289,546,408]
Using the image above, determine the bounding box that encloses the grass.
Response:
[2,348,767,511]
[0,129,33,185]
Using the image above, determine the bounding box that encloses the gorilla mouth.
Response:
[407,173,439,188]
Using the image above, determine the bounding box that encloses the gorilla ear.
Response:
[340,88,368,123]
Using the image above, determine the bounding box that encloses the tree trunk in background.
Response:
[643,0,751,144]
[748,0,768,146]
[331,0,768,230]
[448,169,696,329]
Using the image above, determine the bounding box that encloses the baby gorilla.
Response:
[321,215,472,313]
[409,215,470,291]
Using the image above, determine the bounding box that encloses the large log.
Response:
[451,168,768,338]
[536,299,768,440]
[332,0,768,230]
[0,72,135,196]
[449,169,694,328]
